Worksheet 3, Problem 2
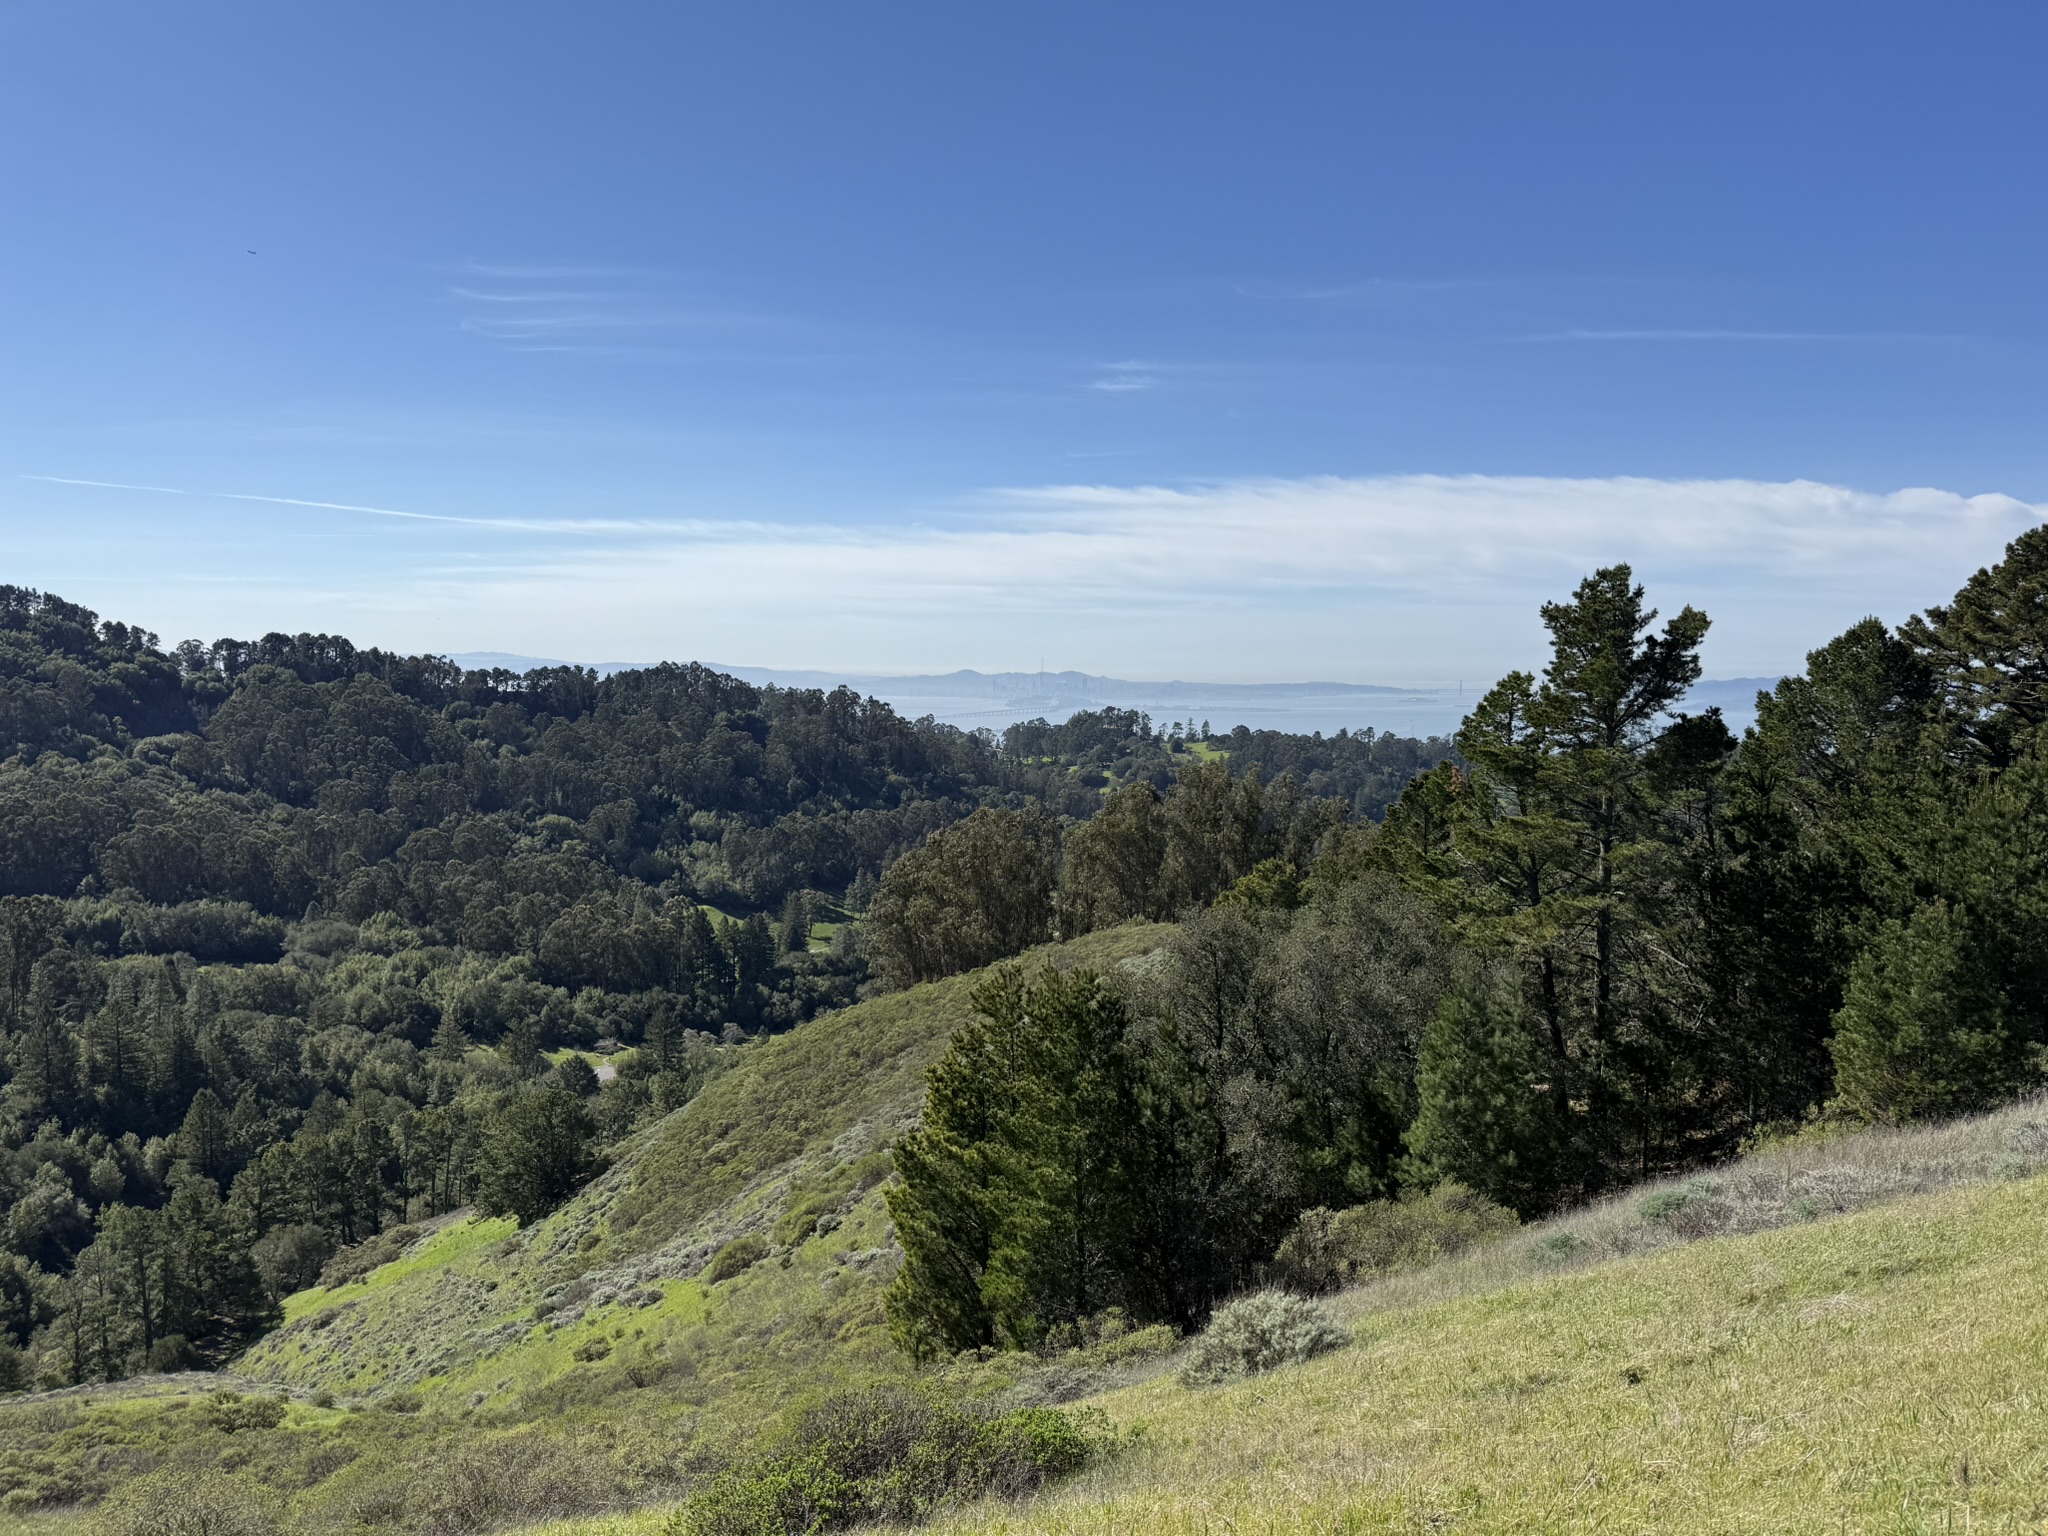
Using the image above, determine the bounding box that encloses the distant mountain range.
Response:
[447,655,1780,739]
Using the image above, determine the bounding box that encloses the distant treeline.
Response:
[0,584,1450,1389]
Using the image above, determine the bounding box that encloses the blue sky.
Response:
[4,2,2045,683]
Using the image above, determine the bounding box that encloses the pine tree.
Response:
[1699,619,1937,1129]
[86,984,148,1124]
[1902,524,2048,769]
[10,959,83,1124]
[1389,565,1726,1186]
[1404,981,1568,1215]
[1829,900,2015,1124]
[776,890,811,954]
[884,965,1143,1354]
[173,1089,235,1186]
[429,1012,470,1063]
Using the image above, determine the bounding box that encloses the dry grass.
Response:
[1331,1094,2048,1334]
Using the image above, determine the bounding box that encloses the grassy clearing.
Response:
[518,1512,674,1536]
[917,1171,2048,1534]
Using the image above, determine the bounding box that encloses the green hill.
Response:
[0,924,1171,1529]
[236,922,1171,1421]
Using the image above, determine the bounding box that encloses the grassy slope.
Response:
[0,924,1170,1526]
[233,922,1171,1421]
[908,1172,2048,1535]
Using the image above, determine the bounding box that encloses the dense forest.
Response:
[883,531,2048,1357]
[0,585,1448,1389]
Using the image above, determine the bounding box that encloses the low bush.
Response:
[1637,1177,1728,1236]
[204,1391,288,1434]
[703,1233,770,1284]
[312,1427,610,1534]
[1272,1182,1519,1294]
[91,1468,282,1536]
[671,1387,1107,1536]
[1177,1290,1349,1387]
[1532,1229,1590,1264]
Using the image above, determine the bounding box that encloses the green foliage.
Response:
[889,879,1452,1357]
[866,808,1062,988]
[0,584,1449,1398]
[704,1233,770,1284]
[1901,523,2048,770]
[1271,1183,1518,1294]
[1828,900,2016,1124]
[202,1390,288,1433]
[1374,565,1737,1188]
[473,1089,600,1226]
[670,1387,1106,1536]
[1404,982,1569,1215]
[1177,1289,1349,1386]
[90,1468,282,1536]
[1214,857,1302,911]
[1060,781,1169,930]
[886,964,1145,1355]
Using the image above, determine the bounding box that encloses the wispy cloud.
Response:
[1236,276,1506,303]
[445,264,790,351]
[1519,328,1967,344]
[29,473,2042,682]
[1084,360,1159,394]
[21,475,692,534]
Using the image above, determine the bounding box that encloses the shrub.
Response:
[313,1427,600,1534]
[671,1387,1105,1536]
[252,1222,335,1300]
[1272,1182,1519,1294]
[91,1469,282,1536]
[1637,1177,1728,1236]
[704,1233,770,1284]
[204,1391,288,1434]
[147,1335,200,1372]
[1177,1290,1349,1387]
[1532,1229,1590,1265]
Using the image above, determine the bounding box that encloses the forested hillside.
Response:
[878,530,2048,1362]
[0,586,1446,1393]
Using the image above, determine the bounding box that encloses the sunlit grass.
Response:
[275,1213,516,1327]
[914,1174,2048,1534]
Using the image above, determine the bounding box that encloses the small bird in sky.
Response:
[246,249,256,254]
